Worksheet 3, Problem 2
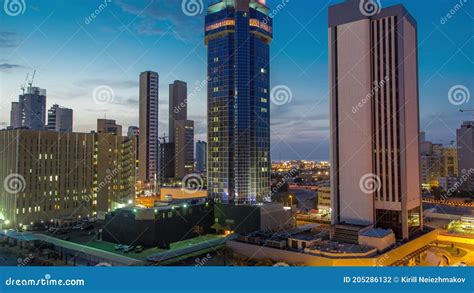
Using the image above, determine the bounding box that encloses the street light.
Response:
[289,195,293,207]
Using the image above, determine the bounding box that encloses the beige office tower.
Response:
[95,132,136,219]
[329,0,422,239]
[0,129,135,228]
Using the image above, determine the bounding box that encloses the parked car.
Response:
[72,224,82,230]
[134,245,144,253]
[114,244,124,251]
[81,223,94,231]
[123,245,135,253]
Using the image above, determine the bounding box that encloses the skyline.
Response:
[1,0,473,161]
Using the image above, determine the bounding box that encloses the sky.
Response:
[0,0,473,161]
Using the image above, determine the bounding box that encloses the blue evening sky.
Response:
[1,0,473,160]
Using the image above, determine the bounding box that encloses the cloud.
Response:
[0,31,20,48]
[115,0,204,41]
[0,63,23,71]
[76,78,138,89]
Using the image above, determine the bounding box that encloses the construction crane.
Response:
[158,133,168,144]
[20,73,29,94]
[460,109,474,119]
[28,70,36,89]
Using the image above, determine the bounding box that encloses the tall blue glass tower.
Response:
[205,0,272,204]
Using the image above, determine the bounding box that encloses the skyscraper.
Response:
[205,0,272,204]
[168,80,194,179]
[196,140,207,173]
[169,80,187,143]
[19,86,47,130]
[139,71,159,184]
[47,104,73,132]
[457,121,474,191]
[9,102,21,129]
[329,0,422,239]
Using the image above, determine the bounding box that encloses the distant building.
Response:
[174,120,194,179]
[9,102,21,129]
[205,0,272,203]
[457,121,474,191]
[139,71,159,184]
[19,86,47,130]
[420,141,443,188]
[329,1,422,239]
[0,129,135,228]
[97,119,122,135]
[169,80,187,144]
[159,142,175,180]
[196,140,207,173]
[127,126,140,162]
[441,146,458,178]
[317,187,331,214]
[47,104,73,132]
[127,126,139,138]
[168,81,194,179]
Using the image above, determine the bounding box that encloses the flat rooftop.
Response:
[360,228,394,238]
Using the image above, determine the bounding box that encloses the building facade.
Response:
[169,80,187,144]
[17,86,47,130]
[205,0,272,204]
[168,80,194,180]
[457,121,474,191]
[97,119,122,135]
[196,140,207,173]
[139,71,159,184]
[174,120,194,179]
[329,1,422,239]
[0,130,135,228]
[47,104,73,132]
[9,102,21,129]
